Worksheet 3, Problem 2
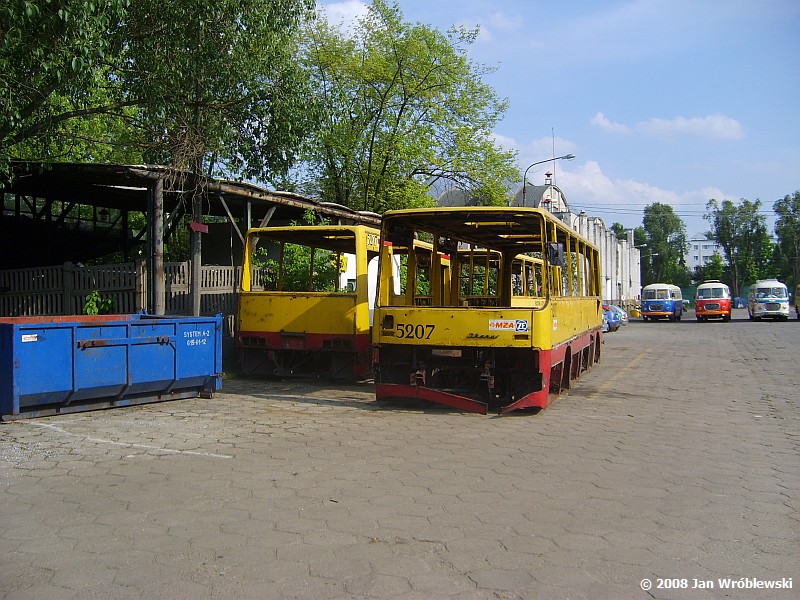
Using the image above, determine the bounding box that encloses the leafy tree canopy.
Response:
[1,0,317,183]
[122,0,316,181]
[297,0,518,212]
[704,198,769,297]
[0,0,135,168]
[610,222,627,241]
[641,202,688,286]
[773,191,800,288]
[693,251,726,284]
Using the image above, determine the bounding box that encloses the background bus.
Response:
[641,283,683,321]
[372,206,603,415]
[795,283,800,319]
[237,225,380,378]
[694,280,731,322]
[747,279,790,321]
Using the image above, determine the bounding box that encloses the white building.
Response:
[685,232,723,272]
[511,174,642,306]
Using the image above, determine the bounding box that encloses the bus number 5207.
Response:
[396,324,435,339]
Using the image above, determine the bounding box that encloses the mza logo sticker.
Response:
[489,319,529,332]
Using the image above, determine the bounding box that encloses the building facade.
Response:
[511,175,642,307]
[685,233,723,272]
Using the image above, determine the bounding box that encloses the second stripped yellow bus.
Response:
[237,225,380,379]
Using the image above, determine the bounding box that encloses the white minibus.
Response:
[747,279,789,321]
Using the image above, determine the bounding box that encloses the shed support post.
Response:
[191,192,202,316]
[149,177,165,315]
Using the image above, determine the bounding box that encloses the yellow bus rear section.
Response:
[237,224,379,378]
[376,299,600,351]
[239,293,361,337]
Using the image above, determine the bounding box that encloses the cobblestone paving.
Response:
[1,312,797,599]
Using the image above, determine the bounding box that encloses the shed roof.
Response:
[1,161,379,268]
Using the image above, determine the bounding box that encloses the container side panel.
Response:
[1,314,223,420]
[128,343,175,391]
[15,326,73,407]
[176,318,221,380]
[74,345,128,397]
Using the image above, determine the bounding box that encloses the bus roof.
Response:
[754,278,786,286]
[642,282,681,290]
[245,225,380,253]
[381,206,597,254]
[697,280,729,289]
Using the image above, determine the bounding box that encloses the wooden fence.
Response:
[0,262,240,336]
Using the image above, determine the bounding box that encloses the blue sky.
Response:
[319,0,799,236]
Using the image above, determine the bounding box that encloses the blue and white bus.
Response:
[747,279,789,321]
[641,283,683,321]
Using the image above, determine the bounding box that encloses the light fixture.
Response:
[521,154,576,205]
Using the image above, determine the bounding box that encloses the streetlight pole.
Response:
[521,153,575,205]
[626,242,647,311]
[641,252,659,286]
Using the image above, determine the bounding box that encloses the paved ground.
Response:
[1,309,798,599]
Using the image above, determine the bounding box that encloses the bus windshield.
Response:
[697,287,727,299]
[755,287,787,299]
[644,289,670,300]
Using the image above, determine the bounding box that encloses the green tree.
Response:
[611,223,648,250]
[257,243,339,292]
[1,0,317,184]
[773,191,800,288]
[610,222,627,241]
[0,0,137,168]
[122,0,317,182]
[694,252,725,283]
[754,235,780,280]
[664,262,693,288]
[704,198,769,297]
[641,203,688,286]
[632,226,648,249]
[299,0,518,212]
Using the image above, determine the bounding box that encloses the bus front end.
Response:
[373,306,548,414]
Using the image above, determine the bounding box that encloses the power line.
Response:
[569,202,777,218]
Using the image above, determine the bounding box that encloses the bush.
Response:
[84,290,115,315]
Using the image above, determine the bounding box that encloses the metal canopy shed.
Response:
[1,161,380,314]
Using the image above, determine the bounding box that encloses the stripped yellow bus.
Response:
[237,225,380,379]
[372,206,603,414]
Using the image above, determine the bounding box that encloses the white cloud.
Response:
[488,12,523,32]
[474,25,494,44]
[492,132,518,151]
[554,161,721,233]
[501,131,741,232]
[318,1,368,29]
[592,112,745,140]
[637,114,745,140]
[516,136,577,170]
[591,112,630,134]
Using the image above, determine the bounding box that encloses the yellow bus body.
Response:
[237,225,380,378]
[373,207,603,414]
[239,293,358,336]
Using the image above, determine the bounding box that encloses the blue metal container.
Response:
[0,313,223,420]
